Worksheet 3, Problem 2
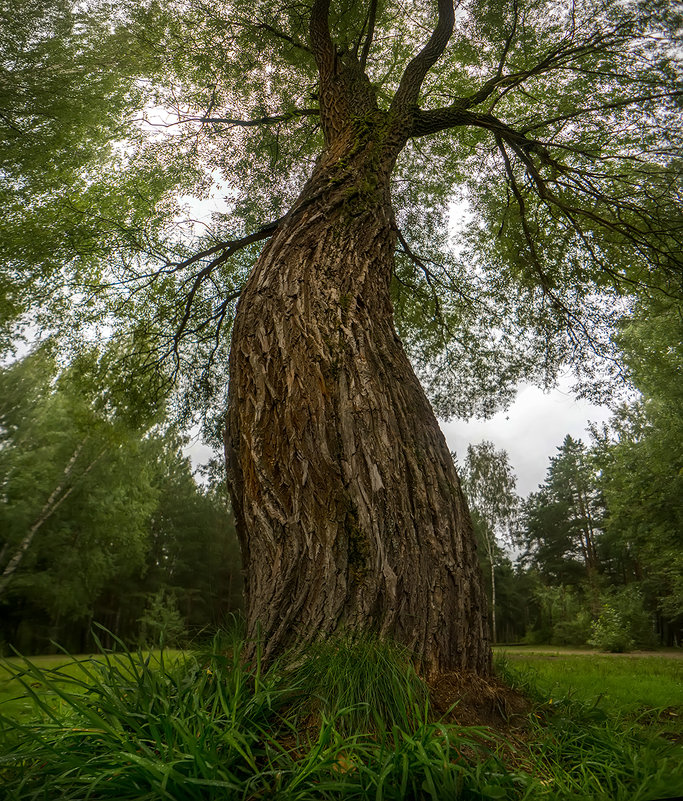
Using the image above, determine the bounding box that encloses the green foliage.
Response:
[589,606,635,653]
[460,441,520,642]
[520,435,604,584]
[461,442,520,548]
[2,0,680,421]
[589,587,657,652]
[551,611,594,648]
[0,347,159,619]
[0,0,200,351]
[138,589,187,648]
[590,301,683,627]
[514,297,683,647]
[0,347,242,653]
[524,583,593,647]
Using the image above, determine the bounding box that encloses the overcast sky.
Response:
[441,379,611,497]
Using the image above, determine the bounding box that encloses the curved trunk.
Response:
[226,138,490,677]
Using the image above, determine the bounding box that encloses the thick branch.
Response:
[391,0,455,115]
[411,106,539,146]
[310,0,335,78]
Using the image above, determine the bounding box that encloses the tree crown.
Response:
[2,0,681,426]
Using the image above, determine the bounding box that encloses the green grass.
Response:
[495,652,683,800]
[495,647,683,719]
[0,634,681,800]
[0,649,183,724]
[286,634,428,735]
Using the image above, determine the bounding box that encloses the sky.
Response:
[441,379,611,497]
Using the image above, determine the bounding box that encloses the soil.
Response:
[428,670,533,732]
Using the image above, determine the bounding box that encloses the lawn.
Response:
[494,646,683,720]
[0,649,183,725]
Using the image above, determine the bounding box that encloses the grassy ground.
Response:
[494,646,683,720]
[0,637,681,799]
[0,650,183,724]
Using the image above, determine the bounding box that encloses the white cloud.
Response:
[441,379,611,497]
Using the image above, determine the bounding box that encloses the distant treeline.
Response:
[2,308,681,654]
[462,299,682,651]
[0,347,242,655]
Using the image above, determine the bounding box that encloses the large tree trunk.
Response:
[225,121,490,676]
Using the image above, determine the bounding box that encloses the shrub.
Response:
[552,610,593,646]
[589,587,658,652]
[613,586,658,649]
[589,605,634,652]
[138,588,186,648]
[522,626,552,645]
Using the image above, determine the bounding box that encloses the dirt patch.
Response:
[429,670,532,732]
[496,646,683,659]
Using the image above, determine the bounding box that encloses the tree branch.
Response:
[138,108,320,130]
[170,218,283,346]
[395,227,482,311]
[522,89,683,133]
[411,106,539,144]
[359,0,379,71]
[310,0,335,78]
[391,0,455,116]
[255,21,312,53]
[408,20,649,138]
[495,0,519,79]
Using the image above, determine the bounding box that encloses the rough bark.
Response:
[225,4,489,678]
[225,121,489,678]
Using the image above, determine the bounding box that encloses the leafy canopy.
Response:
[1,0,681,424]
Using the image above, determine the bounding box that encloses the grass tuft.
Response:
[285,633,428,736]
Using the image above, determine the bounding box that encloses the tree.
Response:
[460,442,519,643]
[0,349,243,652]
[3,0,682,675]
[141,452,243,632]
[591,299,683,641]
[220,0,681,676]
[521,436,604,594]
[0,348,159,646]
[0,0,185,351]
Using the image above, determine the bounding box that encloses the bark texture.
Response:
[226,137,489,678]
[225,8,490,677]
